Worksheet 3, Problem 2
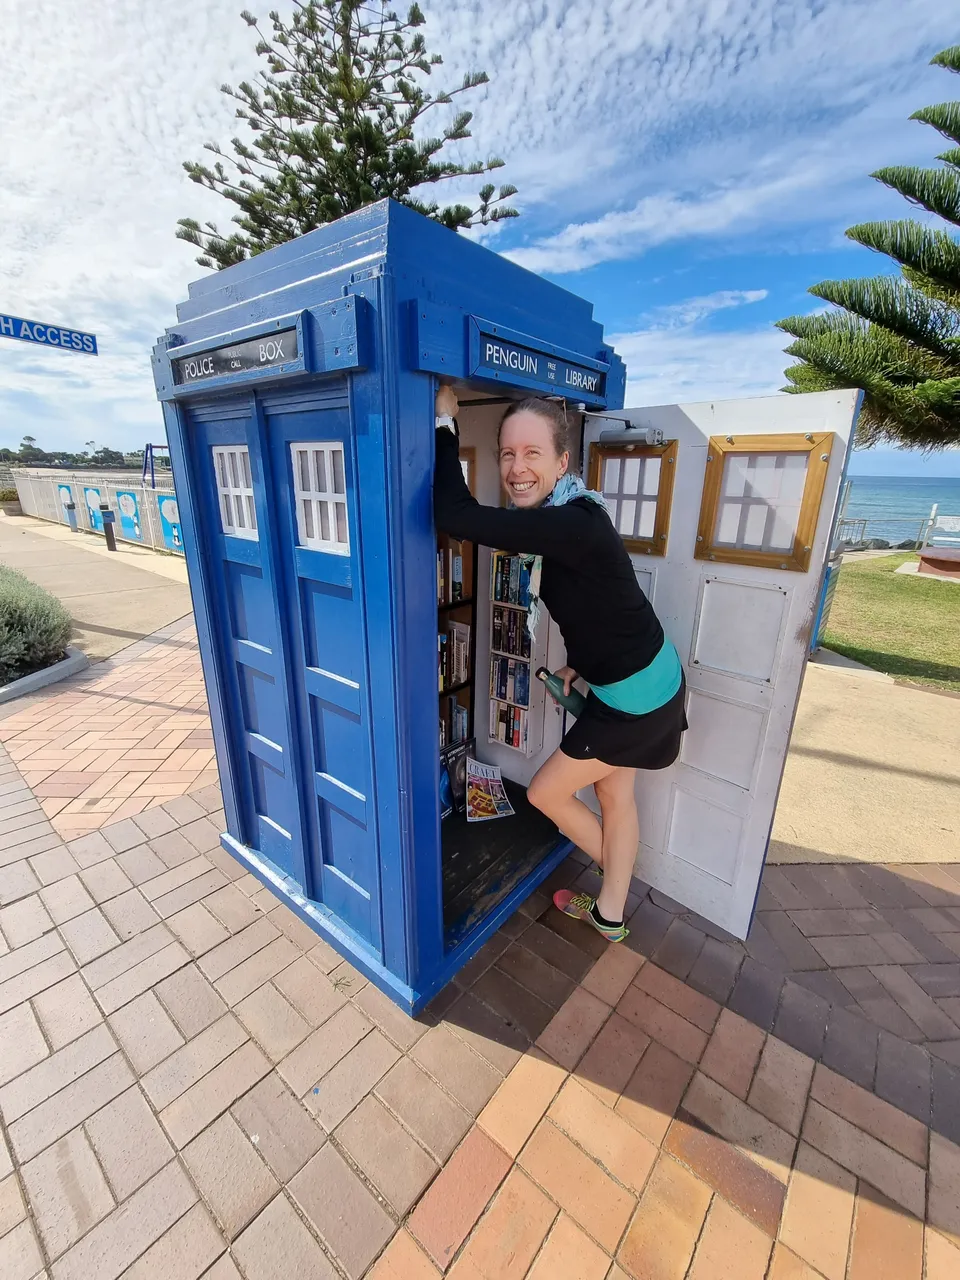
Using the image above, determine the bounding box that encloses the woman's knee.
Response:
[594,768,636,811]
[526,771,557,814]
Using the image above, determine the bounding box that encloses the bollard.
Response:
[64,502,79,533]
[99,503,117,552]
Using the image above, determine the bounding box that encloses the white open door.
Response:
[579,390,860,939]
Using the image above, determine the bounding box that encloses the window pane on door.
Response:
[714,452,808,553]
[212,445,259,541]
[291,443,350,555]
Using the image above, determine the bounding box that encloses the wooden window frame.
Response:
[212,445,258,541]
[587,440,678,556]
[290,442,350,555]
[695,432,835,573]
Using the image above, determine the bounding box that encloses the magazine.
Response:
[441,738,474,814]
[466,757,515,823]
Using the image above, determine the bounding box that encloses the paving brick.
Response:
[368,1230,441,1279]
[142,1013,248,1109]
[0,860,41,906]
[549,1076,658,1194]
[411,1023,502,1115]
[180,815,222,853]
[86,1084,173,1198]
[847,1182,923,1280]
[617,984,708,1065]
[410,1126,512,1269]
[38,873,95,924]
[154,869,229,919]
[688,1195,773,1279]
[773,981,831,1060]
[874,1032,932,1124]
[652,917,707,981]
[685,937,743,1005]
[0,1172,25,1240]
[154,963,227,1039]
[307,1027,400,1131]
[160,1039,271,1147]
[99,887,159,940]
[95,940,189,1014]
[201,882,259,932]
[0,895,54,949]
[183,1112,279,1238]
[634,963,721,1033]
[163,794,206,825]
[929,1132,960,1244]
[232,1073,325,1181]
[99,817,148,854]
[683,1073,796,1184]
[778,1141,855,1280]
[441,991,528,1075]
[698,1009,765,1102]
[278,1002,370,1097]
[233,1192,338,1280]
[81,921,172,988]
[870,966,960,1041]
[526,1213,609,1280]
[27,845,80,886]
[452,1166,557,1279]
[857,994,925,1042]
[0,1022,116,1121]
[50,1159,197,1280]
[272,953,346,1029]
[290,1142,395,1279]
[518,919,594,981]
[122,1202,226,1280]
[472,966,555,1042]
[31,972,101,1050]
[755,912,827,973]
[615,1039,692,1146]
[352,979,429,1050]
[767,1243,832,1279]
[235,981,311,1062]
[932,1056,960,1146]
[803,1098,925,1217]
[747,1036,815,1137]
[337,1094,438,1214]
[0,945,74,1015]
[618,1153,711,1280]
[167,901,231,957]
[214,936,299,1006]
[10,1052,135,1163]
[78,860,132,906]
[58,905,119,965]
[579,944,644,1006]
[666,1109,785,1237]
[821,1006,878,1091]
[727,957,784,1032]
[496,940,577,1009]
[115,843,166,886]
[0,1002,49,1086]
[519,1118,634,1252]
[132,806,180,840]
[21,1127,115,1259]
[109,989,184,1073]
[199,917,280,983]
[874,932,927,964]
[810,1062,927,1165]
[264,901,324,952]
[0,1218,44,1280]
[576,1011,651,1108]
[476,1046,566,1157]
[0,928,63,984]
[926,1226,960,1279]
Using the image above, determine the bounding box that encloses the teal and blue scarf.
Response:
[521,474,607,643]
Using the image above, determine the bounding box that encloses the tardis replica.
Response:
[152,200,627,1011]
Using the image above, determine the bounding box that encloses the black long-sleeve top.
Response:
[433,427,665,686]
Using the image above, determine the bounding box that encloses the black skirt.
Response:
[559,674,688,770]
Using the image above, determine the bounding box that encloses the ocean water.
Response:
[841,475,960,544]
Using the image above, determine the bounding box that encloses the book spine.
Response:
[509,556,520,604]
[452,545,463,600]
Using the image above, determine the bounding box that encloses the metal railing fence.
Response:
[12,469,185,555]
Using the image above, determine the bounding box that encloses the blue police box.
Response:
[152,199,626,1012]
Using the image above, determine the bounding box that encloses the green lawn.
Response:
[823,553,960,692]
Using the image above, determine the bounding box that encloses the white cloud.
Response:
[642,290,769,328]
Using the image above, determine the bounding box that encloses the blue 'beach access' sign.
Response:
[0,313,98,355]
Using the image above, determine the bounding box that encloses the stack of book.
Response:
[438,621,471,692]
[437,541,466,605]
[490,552,532,607]
[491,604,532,659]
[488,551,534,754]
[439,697,470,748]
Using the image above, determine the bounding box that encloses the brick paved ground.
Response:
[2,620,960,1276]
[0,617,214,843]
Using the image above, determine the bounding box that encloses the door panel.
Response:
[582,391,859,938]
[262,392,382,951]
[186,401,304,881]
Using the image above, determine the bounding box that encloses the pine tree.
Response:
[777,46,960,449]
[177,1,518,269]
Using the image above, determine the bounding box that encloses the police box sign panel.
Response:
[477,336,606,398]
[172,328,299,385]
[0,313,97,355]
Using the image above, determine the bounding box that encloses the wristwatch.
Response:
[436,415,456,433]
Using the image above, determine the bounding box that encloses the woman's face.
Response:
[498,412,570,509]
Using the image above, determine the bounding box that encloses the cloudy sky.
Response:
[1,0,958,475]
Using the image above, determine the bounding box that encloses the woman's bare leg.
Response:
[593,767,640,923]
[526,749,613,867]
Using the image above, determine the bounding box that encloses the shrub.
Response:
[0,488,19,502]
[0,567,73,684]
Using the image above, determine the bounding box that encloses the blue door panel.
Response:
[261,390,383,954]
[186,407,303,883]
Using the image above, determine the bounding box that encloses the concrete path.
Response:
[770,662,960,865]
[0,514,192,661]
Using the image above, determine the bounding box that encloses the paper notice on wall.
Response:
[465,758,515,823]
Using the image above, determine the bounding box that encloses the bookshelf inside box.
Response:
[488,554,536,754]
[437,533,477,749]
